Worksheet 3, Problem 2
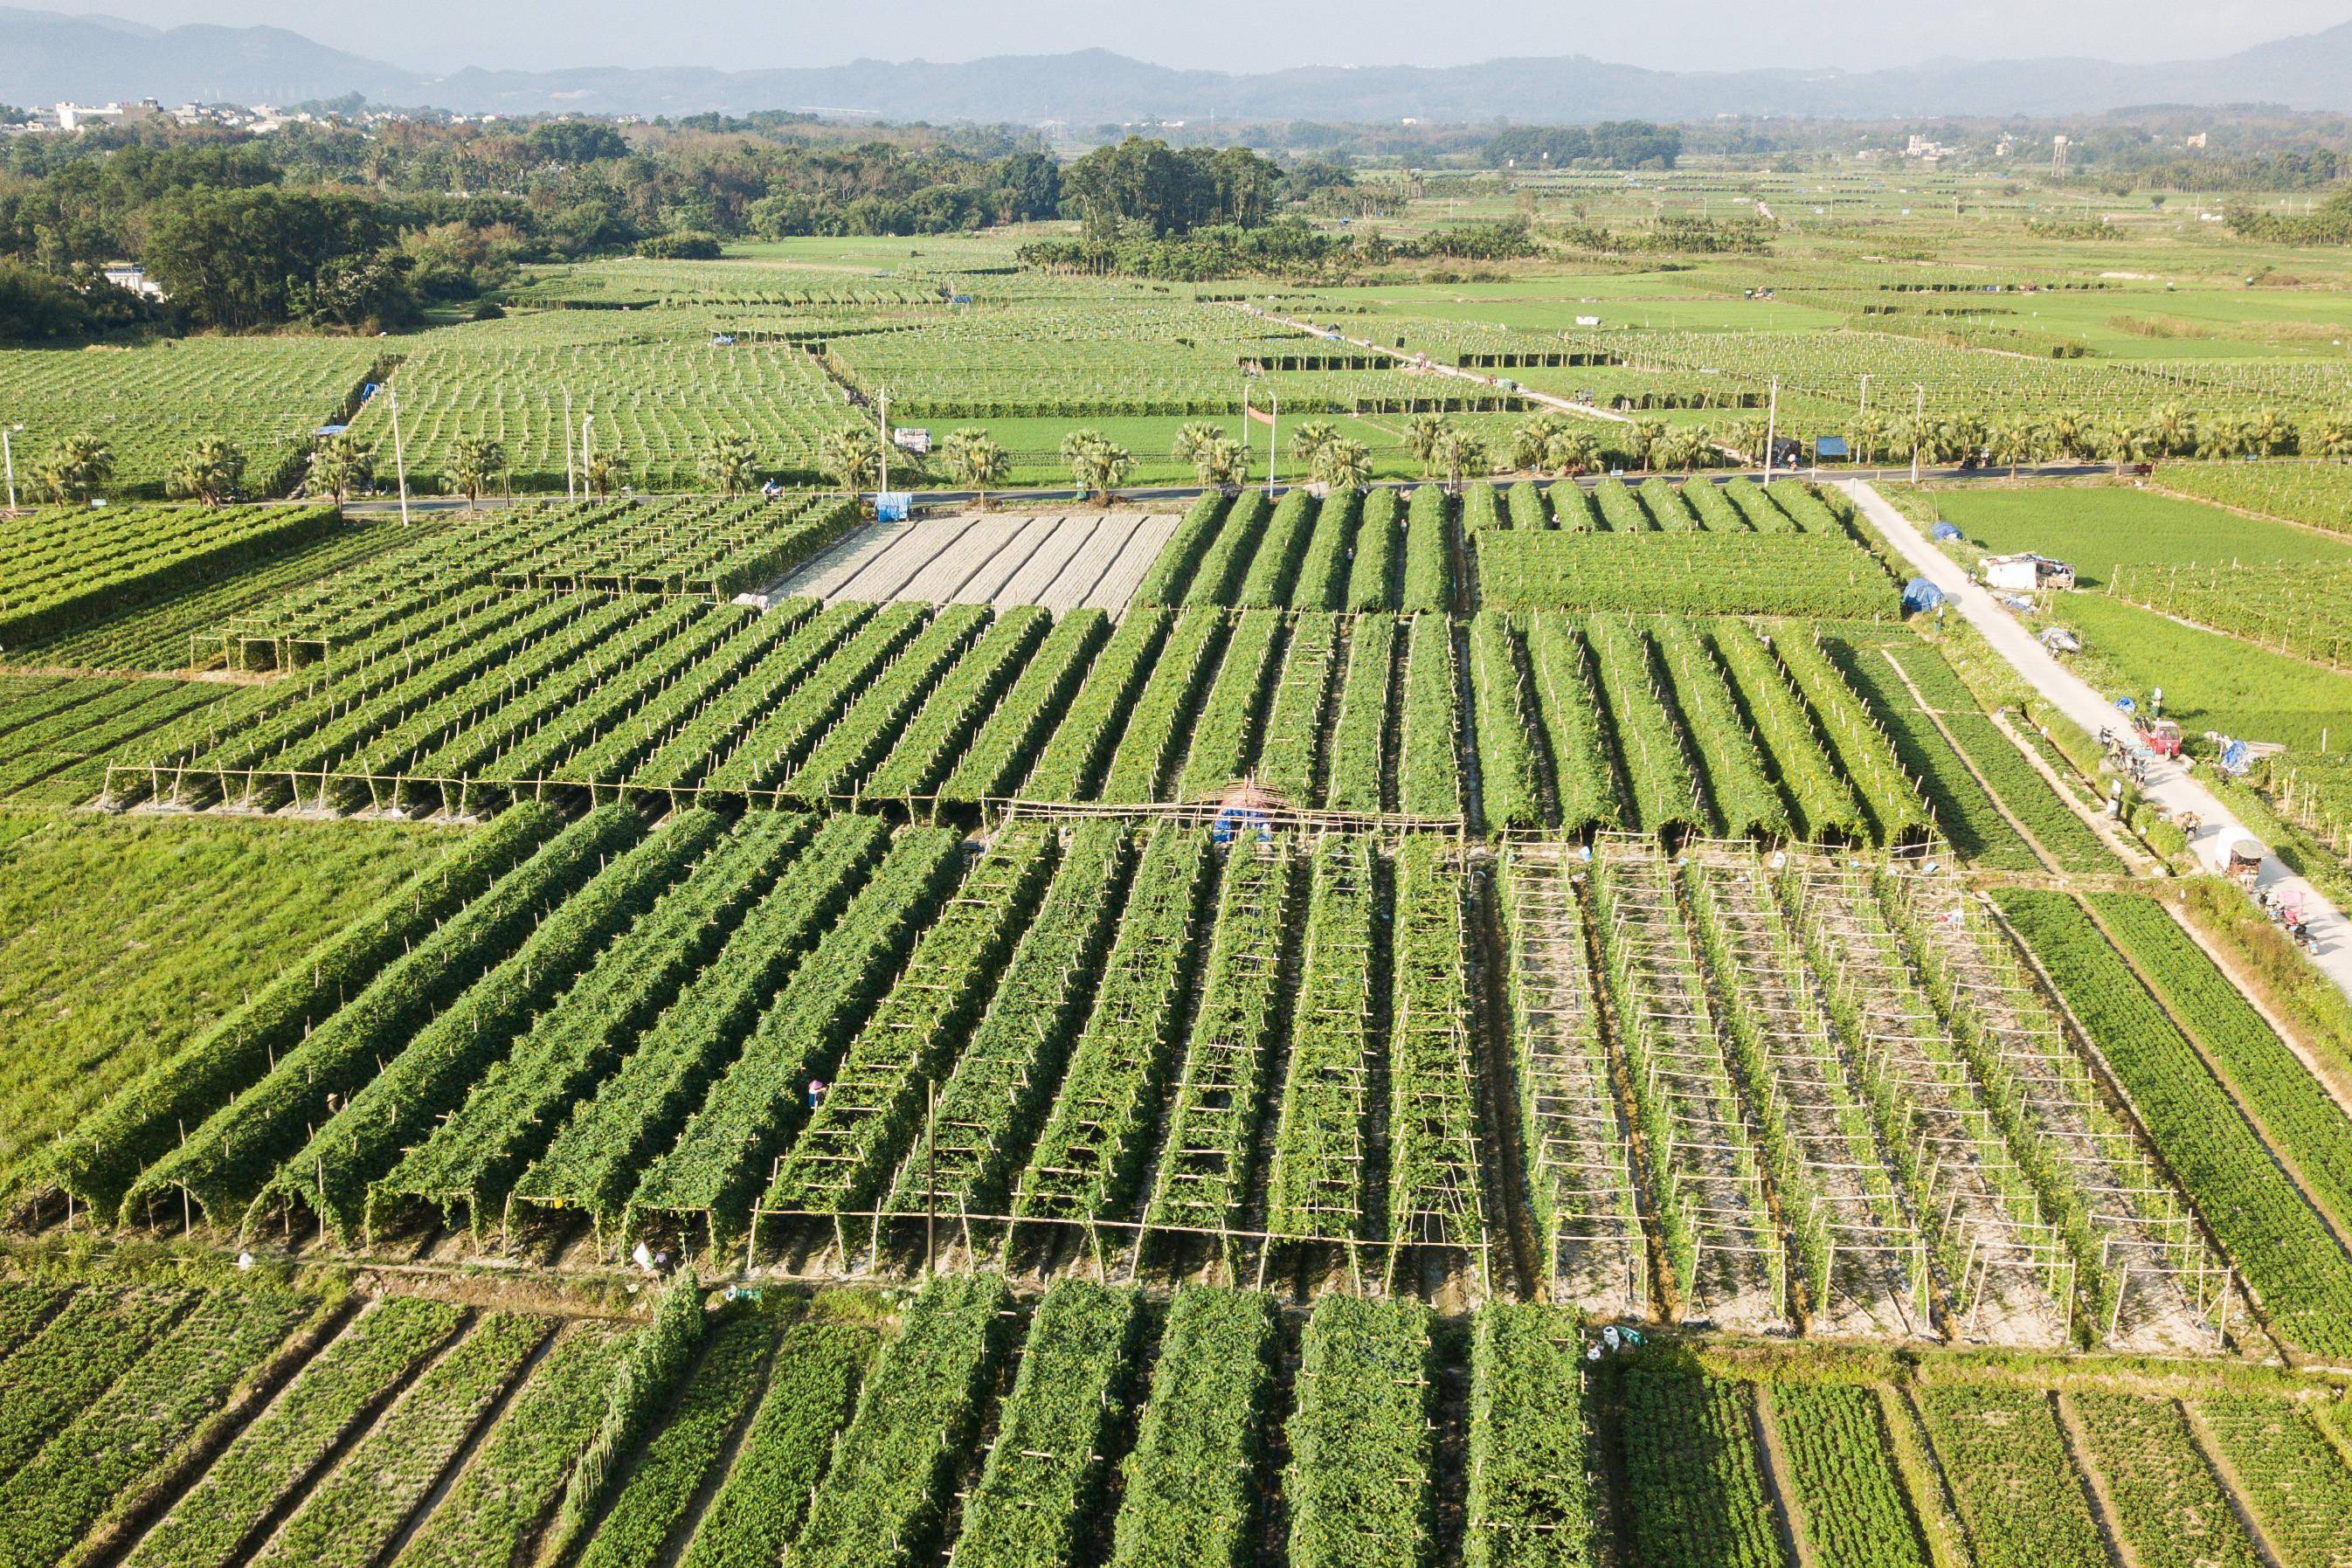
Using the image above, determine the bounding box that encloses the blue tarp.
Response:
[2222,740,2252,774]
[875,491,913,522]
[1930,521,1963,542]
[1213,806,1271,846]
[1901,577,1945,613]
[2113,695,2137,715]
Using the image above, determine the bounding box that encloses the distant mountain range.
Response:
[9,6,2352,122]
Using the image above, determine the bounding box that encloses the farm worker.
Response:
[2151,687,2162,715]
[632,1240,659,1276]
[809,1079,828,1110]
[2106,779,2122,817]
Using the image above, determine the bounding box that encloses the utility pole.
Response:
[563,387,577,501]
[2,424,20,515]
[1266,385,1279,496]
[389,386,411,527]
[1763,376,1780,482]
[877,385,889,506]
[1857,372,1871,466]
[1912,383,1926,484]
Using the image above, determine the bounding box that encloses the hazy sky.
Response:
[48,0,2352,76]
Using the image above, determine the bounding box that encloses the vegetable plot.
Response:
[1287,1294,1435,1568]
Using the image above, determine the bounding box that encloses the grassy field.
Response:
[2028,591,2352,751]
[1928,482,2352,587]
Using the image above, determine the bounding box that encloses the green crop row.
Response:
[888,822,1134,1221]
[627,825,964,1247]
[2070,1392,2262,1568]
[862,606,1050,798]
[793,1273,1013,1568]
[124,1297,466,1568]
[546,1269,708,1565]
[1401,613,1463,819]
[1256,611,1339,804]
[578,1311,775,1568]
[253,1310,552,1568]
[939,609,1108,804]
[1325,614,1394,812]
[676,1320,871,1568]
[1711,621,1868,842]
[1769,1384,1930,1568]
[1917,1386,2106,1568]
[1465,1302,1600,1568]
[1471,615,1541,831]
[118,806,633,1225]
[1773,632,1931,842]
[378,814,813,1230]
[1023,609,1173,799]
[1288,1294,1434,1568]
[1477,531,1891,616]
[782,605,989,803]
[1996,889,2352,1359]
[0,1288,311,1568]
[762,827,1056,1216]
[955,1281,1141,1568]
[706,604,930,791]
[293,810,721,1241]
[395,1320,635,1568]
[1186,492,1272,607]
[1145,837,1297,1236]
[1402,486,1453,612]
[1264,835,1380,1241]
[1620,1372,1787,1568]
[1387,837,1486,1254]
[1100,608,1230,803]
[1656,617,1788,840]
[1238,488,1318,607]
[1587,615,1704,833]
[1178,609,1283,798]
[1352,487,1401,611]
[1131,493,1230,608]
[1111,1285,1278,1568]
[514,814,889,1230]
[1295,491,1359,609]
[1014,826,1213,1224]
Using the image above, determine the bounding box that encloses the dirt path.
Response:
[2179,1399,2293,1568]
[2051,1389,2144,1568]
[1748,1384,1823,1568]
[1844,478,2352,1009]
[1871,644,2065,876]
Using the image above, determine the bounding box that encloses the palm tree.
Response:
[1431,426,1489,494]
[32,434,112,505]
[448,436,505,510]
[2041,406,2090,461]
[2097,418,2147,475]
[1310,437,1373,494]
[700,432,758,494]
[1171,422,1223,470]
[1850,411,1891,466]
[583,452,624,498]
[1194,434,1249,494]
[166,438,248,507]
[2311,410,2352,461]
[1287,420,1341,472]
[2145,402,2197,459]
[1722,418,1765,466]
[2247,406,2297,457]
[305,435,374,505]
[939,427,1011,507]
[1061,429,1133,503]
[1629,418,1668,472]
[819,426,882,494]
[1986,417,2037,480]
[1403,412,1448,477]
[1509,414,1561,474]
[1543,423,1604,477]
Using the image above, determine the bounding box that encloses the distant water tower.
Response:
[2051,135,2071,172]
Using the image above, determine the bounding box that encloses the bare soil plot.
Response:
[763,509,1180,612]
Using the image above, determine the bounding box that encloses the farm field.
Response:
[6,1274,2349,1568]
[10,164,2352,1561]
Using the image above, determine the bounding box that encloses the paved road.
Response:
[1842,479,2352,1002]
